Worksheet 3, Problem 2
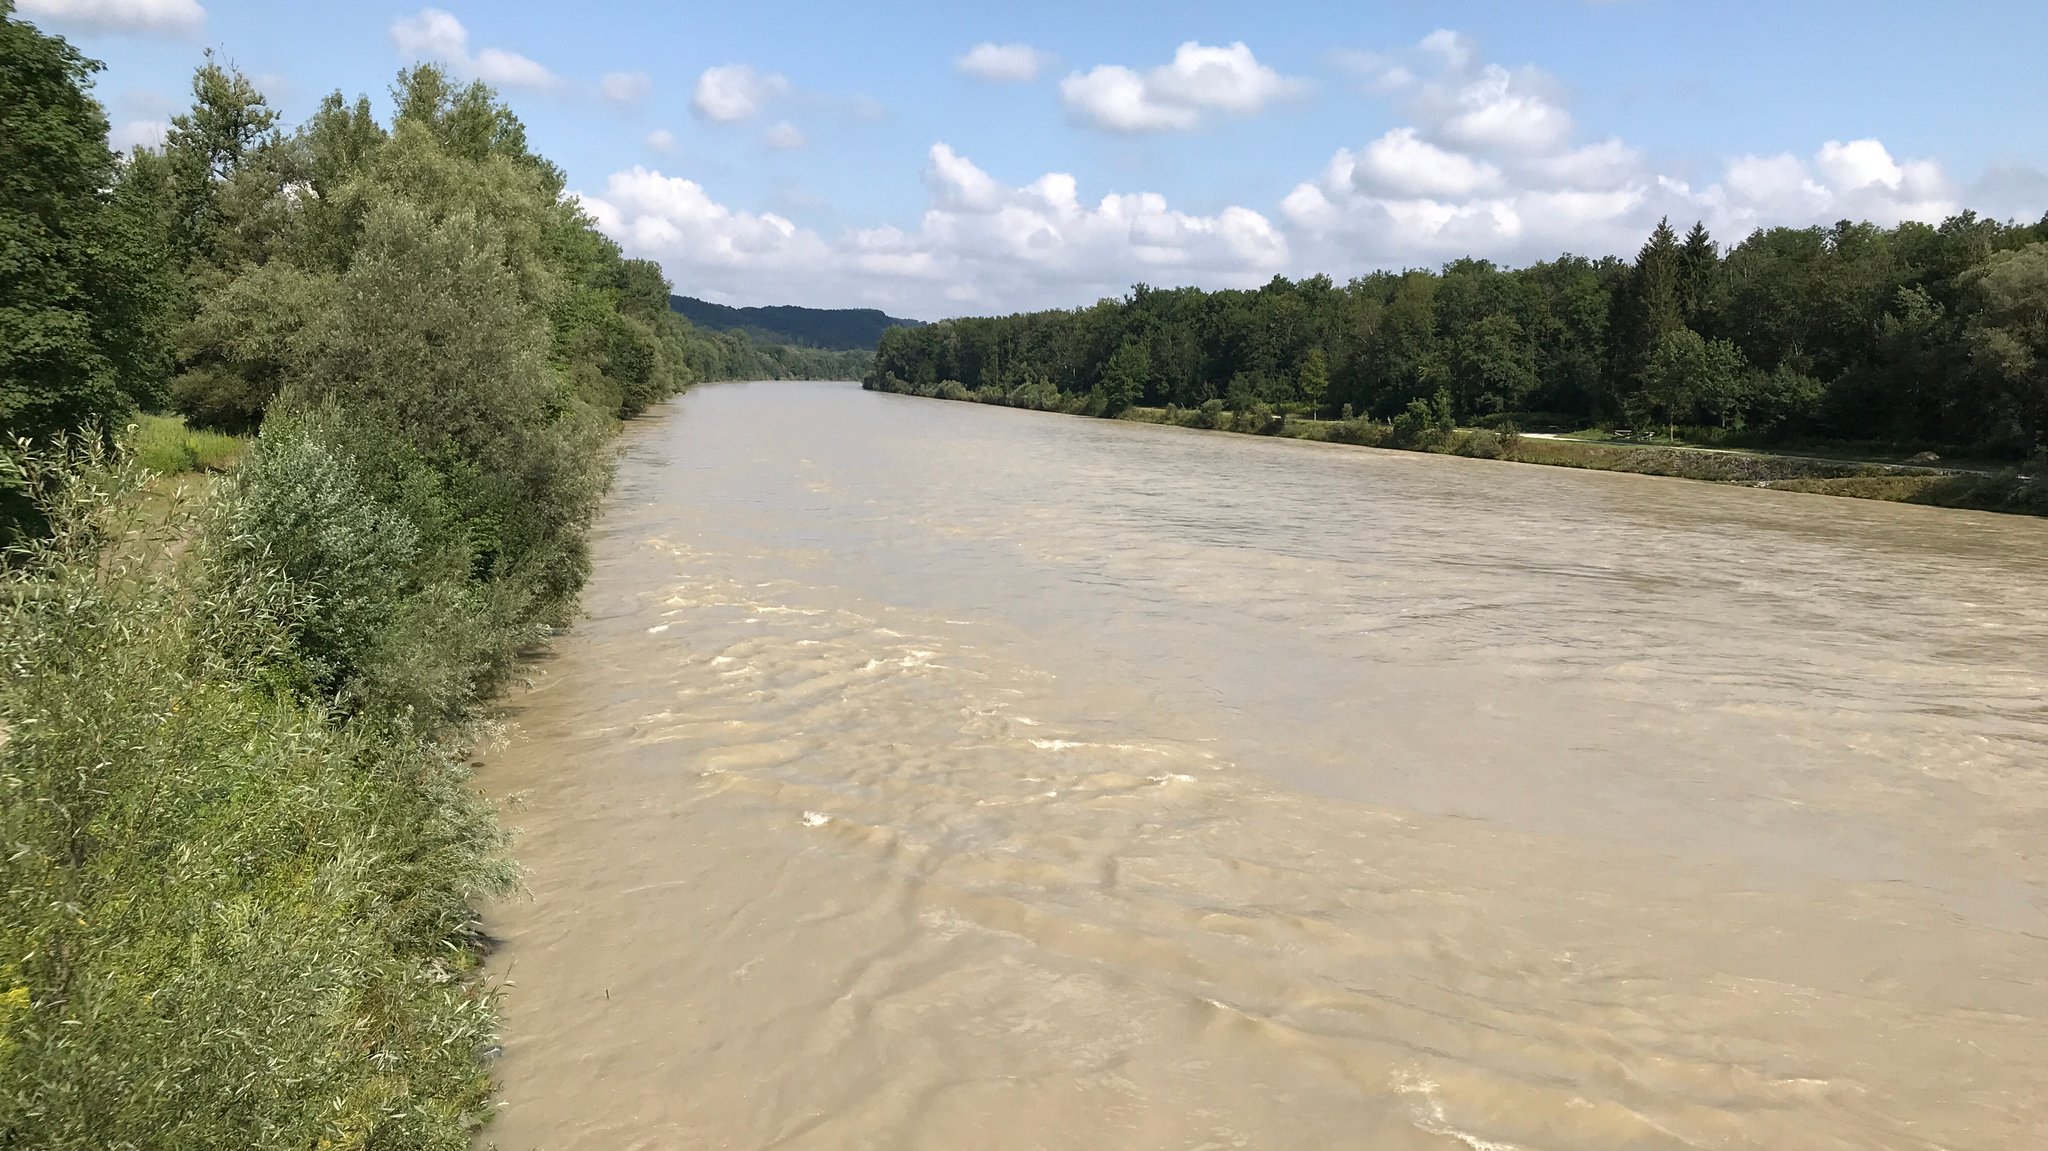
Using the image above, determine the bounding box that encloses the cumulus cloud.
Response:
[108,118,170,153]
[18,0,203,35]
[583,29,2002,316]
[765,121,807,151]
[1350,128,1500,198]
[578,145,1285,314]
[579,167,828,271]
[1061,42,1305,133]
[1292,31,1961,272]
[390,8,558,91]
[644,128,677,154]
[957,42,1056,83]
[600,71,652,106]
[1708,139,1957,230]
[692,64,790,123]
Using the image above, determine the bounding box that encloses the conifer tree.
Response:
[1607,218,1684,416]
[1678,221,1720,330]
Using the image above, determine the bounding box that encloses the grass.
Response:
[127,413,244,475]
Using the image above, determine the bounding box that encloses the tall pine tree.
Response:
[1677,221,1720,331]
[1607,218,1684,417]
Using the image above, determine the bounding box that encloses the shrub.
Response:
[1392,398,1447,450]
[0,452,514,1150]
[1456,429,1504,459]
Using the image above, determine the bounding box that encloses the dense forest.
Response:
[0,4,743,1145]
[869,215,2048,459]
[670,293,921,353]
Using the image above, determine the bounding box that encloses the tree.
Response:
[157,52,282,276]
[1677,221,1719,329]
[1612,218,1685,413]
[1451,312,1536,415]
[0,6,166,452]
[1297,347,1329,418]
[1644,329,1745,440]
[1097,338,1148,415]
[1962,243,2048,453]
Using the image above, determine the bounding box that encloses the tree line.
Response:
[869,214,2048,458]
[1,35,851,469]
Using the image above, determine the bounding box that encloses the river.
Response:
[478,380,2048,1150]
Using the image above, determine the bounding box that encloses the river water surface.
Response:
[480,380,2048,1150]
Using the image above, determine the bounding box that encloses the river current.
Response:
[479,380,2048,1150]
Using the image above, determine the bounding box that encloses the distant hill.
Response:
[669,295,923,351]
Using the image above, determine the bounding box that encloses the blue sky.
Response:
[22,0,2048,318]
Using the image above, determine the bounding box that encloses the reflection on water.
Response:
[479,381,2048,1150]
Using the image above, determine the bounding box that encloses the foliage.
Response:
[0,7,168,464]
[0,42,713,1149]
[868,212,2048,459]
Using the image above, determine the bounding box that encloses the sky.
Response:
[21,0,2048,319]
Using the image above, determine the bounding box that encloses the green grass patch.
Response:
[127,413,244,475]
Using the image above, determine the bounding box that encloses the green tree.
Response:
[157,53,282,278]
[1097,338,1148,415]
[1963,243,2048,453]
[1612,218,1685,414]
[1644,328,1745,440]
[0,5,165,452]
[1297,347,1329,418]
[1677,221,1719,330]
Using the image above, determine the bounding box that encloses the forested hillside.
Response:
[670,294,921,351]
[870,215,2048,459]
[0,4,733,1145]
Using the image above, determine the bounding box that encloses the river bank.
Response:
[864,378,2048,518]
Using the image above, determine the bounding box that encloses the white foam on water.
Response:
[1394,1072,1522,1151]
[800,811,831,828]
[646,624,671,635]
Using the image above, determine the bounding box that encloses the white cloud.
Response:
[579,167,822,267]
[1351,128,1500,198]
[390,8,466,61]
[1709,140,1956,230]
[600,71,652,106]
[644,129,677,154]
[580,28,1993,316]
[1060,42,1305,133]
[579,145,1286,315]
[1418,29,1476,72]
[765,121,807,151]
[1433,64,1574,154]
[1815,138,1903,191]
[957,42,1056,84]
[692,64,790,123]
[473,47,556,90]
[108,118,169,153]
[389,9,559,91]
[1289,31,1960,272]
[18,0,203,35]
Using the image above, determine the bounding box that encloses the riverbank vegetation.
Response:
[0,5,709,1144]
[867,210,2048,510]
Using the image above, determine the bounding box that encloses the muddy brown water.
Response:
[478,380,2048,1151]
